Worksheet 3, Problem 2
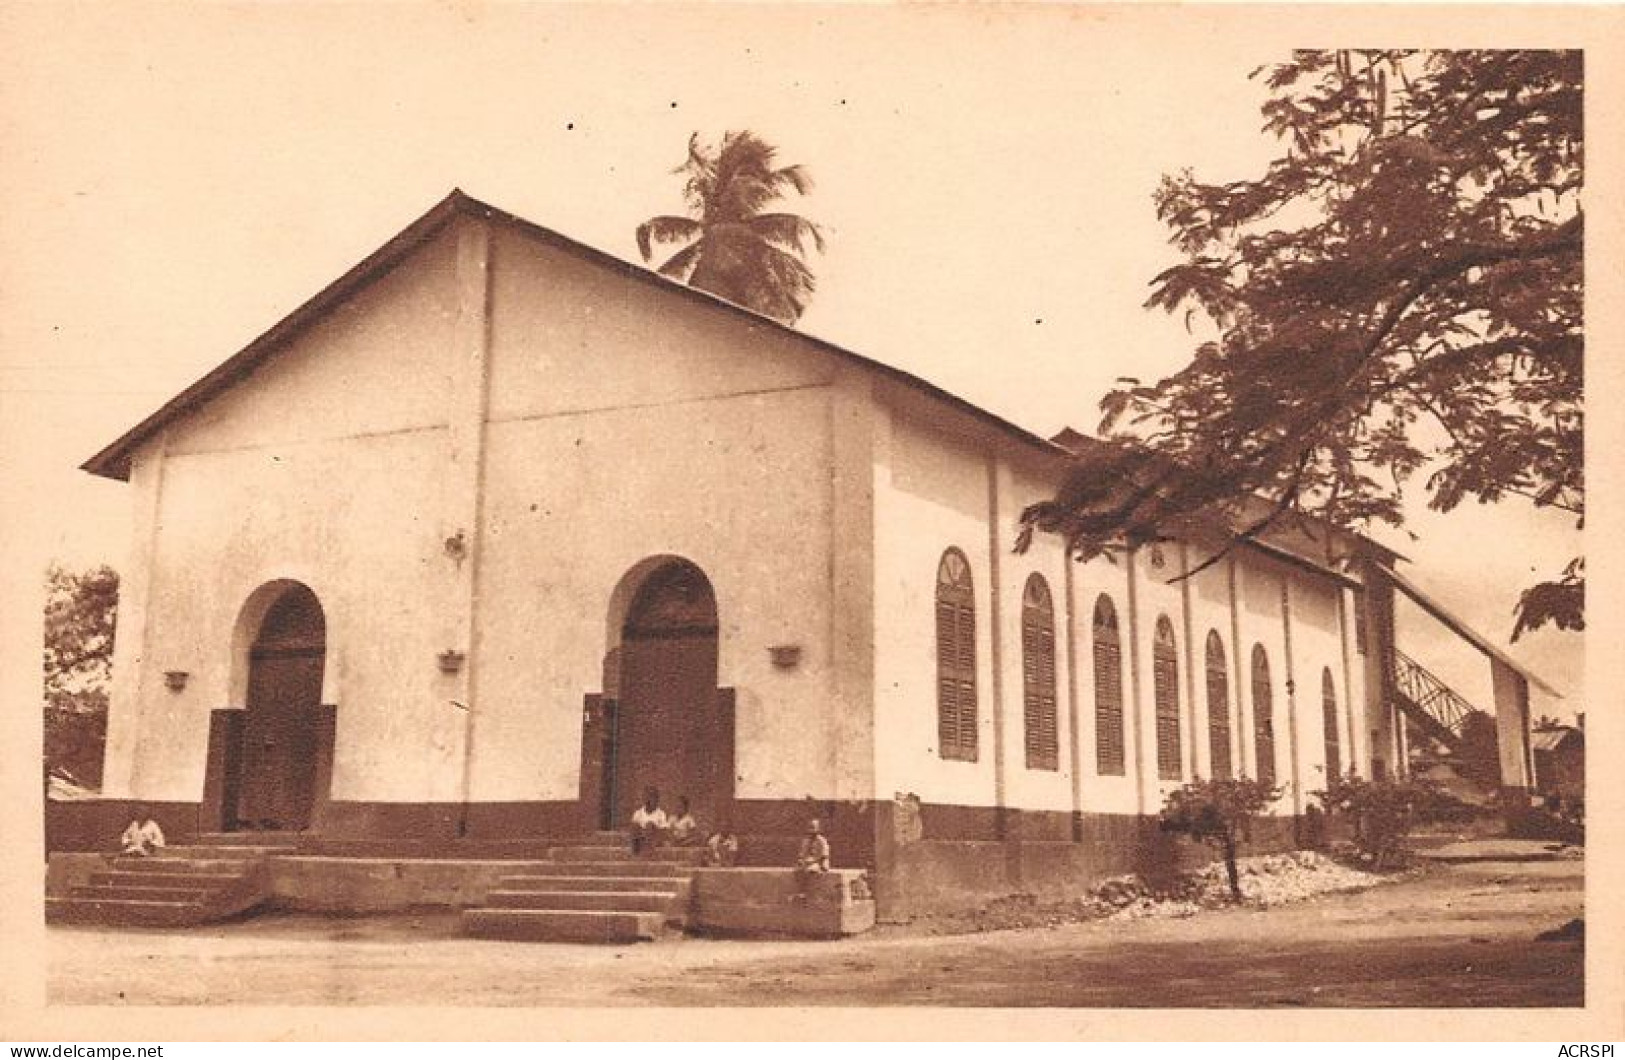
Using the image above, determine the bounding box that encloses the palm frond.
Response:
[645,129,822,323]
[768,164,813,197]
[635,215,703,260]
[746,212,825,255]
[655,239,705,282]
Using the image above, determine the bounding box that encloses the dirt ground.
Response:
[46,857,1582,1008]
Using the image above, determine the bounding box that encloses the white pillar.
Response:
[445,219,493,817]
[1124,548,1151,815]
[1062,553,1084,830]
[1280,578,1304,814]
[1179,543,1203,781]
[114,431,169,799]
[1491,658,1534,794]
[985,454,1008,833]
[1228,556,1254,779]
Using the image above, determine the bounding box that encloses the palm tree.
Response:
[636,131,824,324]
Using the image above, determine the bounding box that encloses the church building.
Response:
[77,191,1545,916]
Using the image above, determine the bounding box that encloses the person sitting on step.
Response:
[704,827,739,867]
[630,787,669,854]
[119,812,166,857]
[793,818,830,900]
[668,796,699,846]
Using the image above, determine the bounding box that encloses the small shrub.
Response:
[1314,772,1439,868]
[1160,777,1283,902]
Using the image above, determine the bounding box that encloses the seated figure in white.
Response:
[630,788,669,854]
[120,815,166,857]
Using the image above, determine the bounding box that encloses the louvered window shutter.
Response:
[1322,668,1342,780]
[1206,631,1232,780]
[1021,575,1058,771]
[1252,646,1276,786]
[1153,618,1182,781]
[935,549,978,762]
[1092,597,1125,776]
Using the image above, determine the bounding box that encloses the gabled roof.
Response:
[1377,561,1560,698]
[83,189,1066,481]
[1046,426,1403,577]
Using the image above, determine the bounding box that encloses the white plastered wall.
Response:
[871,392,999,809]
[105,226,463,802]
[471,225,866,804]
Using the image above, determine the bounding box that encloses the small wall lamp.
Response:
[769,644,802,670]
[164,670,190,692]
[437,650,467,674]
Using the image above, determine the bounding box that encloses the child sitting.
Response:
[704,828,739,867]
[668,796,699,846]
[793,818,830,899]
[629,788,669,854]
[119,813,165,857]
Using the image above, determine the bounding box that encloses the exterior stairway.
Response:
[462,833,704,943]
[1391,648,1483,753]
[46,839,288,927]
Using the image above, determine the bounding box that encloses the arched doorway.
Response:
[235,582,327,831]
[583,558,734,832]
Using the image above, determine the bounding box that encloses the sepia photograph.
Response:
[1,0,1618,1041]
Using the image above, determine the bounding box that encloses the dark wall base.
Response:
[45,796,881,864]
[872,802,1304,920]
[46,799,203,853]
[316,800,589,841]
[47,795,1309,923]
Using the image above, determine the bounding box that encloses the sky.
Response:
[0,3,1590,718]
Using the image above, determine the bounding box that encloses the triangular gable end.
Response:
[83,189,1063,481]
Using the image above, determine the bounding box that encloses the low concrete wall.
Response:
[689,868,875,938]
[878,814,1302,919]
[45,852,114,896]
[264,857,554,912]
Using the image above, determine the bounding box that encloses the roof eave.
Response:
[83,188,1066,482]
[81,189,479,481]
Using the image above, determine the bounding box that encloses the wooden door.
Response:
[236,585,326,831]
[606,560,732,832]
[616,633,723,826]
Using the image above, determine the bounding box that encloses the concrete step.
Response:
[462,908,664,943]
[156,845,287,859]
[517,860,694,878]
[550,846,705,864]
[92,870,248,889]
[47,895,206,927]
[483,889,678,913]
[296,839,560,860]
[494,874,693,892]
[108,857,258,874]
[193,832,304,847]
[72,884,213,903]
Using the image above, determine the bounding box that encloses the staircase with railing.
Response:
[1390,648,1482,753]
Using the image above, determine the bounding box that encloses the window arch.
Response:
[935,548,978,761]
[1021,574,1059,771]
[1322,667,1342,780]
[1251,644,1276,786]
[1205,631,1232,780]
[1092,596,1125,775]
[1153,617,1182,780]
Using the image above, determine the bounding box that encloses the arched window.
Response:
[1092,596,1125,776]
[1322,667,1342,780]
[1021,574,1059,771]
[1153,617,1182,781]
[1252,644,1276,786]
[1205,631,1232,780]
[935,548,978,761]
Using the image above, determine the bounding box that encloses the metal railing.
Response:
[1391,648,1479,741]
